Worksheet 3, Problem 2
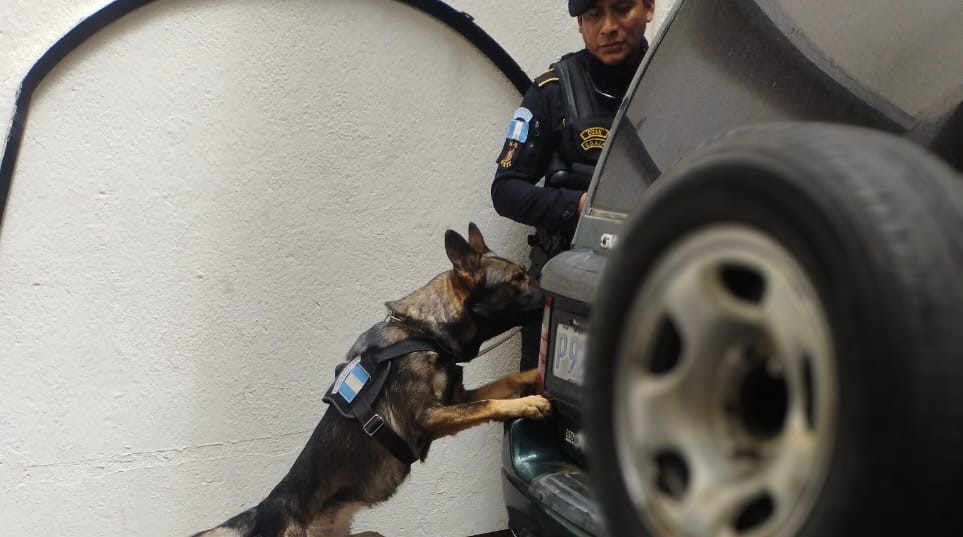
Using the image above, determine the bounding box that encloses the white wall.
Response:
[0,1,674,535]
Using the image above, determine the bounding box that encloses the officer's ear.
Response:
[577,16,584,33]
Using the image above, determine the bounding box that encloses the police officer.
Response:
[491,0,655,370]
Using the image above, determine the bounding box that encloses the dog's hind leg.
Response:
[420,394,550,439]
[304,502,365,537]
[463,369,538,401]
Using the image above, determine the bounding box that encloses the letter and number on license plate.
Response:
[553,323,586,385]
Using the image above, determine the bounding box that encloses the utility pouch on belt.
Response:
[323,339,441,465]
[528,228,570,263]
[547,162,595,191]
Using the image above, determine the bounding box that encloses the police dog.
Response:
[193,224,550,537]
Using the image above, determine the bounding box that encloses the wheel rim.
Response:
[612,225,837,537]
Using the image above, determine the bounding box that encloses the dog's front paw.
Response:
[517,368,539,386]
[514,394,551,420]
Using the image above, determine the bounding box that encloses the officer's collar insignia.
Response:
[579,126,609,151]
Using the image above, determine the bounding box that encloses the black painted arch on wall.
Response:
[0,0,529,231]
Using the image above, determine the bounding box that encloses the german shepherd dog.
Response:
[193,224,550,537]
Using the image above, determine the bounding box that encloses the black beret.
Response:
[569,0,595,16]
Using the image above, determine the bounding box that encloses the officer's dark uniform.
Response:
[491,42,647,370]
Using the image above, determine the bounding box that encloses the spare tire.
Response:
[585,123,963,537]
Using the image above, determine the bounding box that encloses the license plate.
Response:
[553,323,587,385]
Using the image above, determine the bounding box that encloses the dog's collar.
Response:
[383,312,466,363]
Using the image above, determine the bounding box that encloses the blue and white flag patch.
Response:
[506,107,533,143]
[333,356,370,403]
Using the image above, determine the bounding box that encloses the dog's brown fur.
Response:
[192,224,550,537]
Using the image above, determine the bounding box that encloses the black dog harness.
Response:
[323,338,445,465]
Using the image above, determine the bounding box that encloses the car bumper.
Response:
[501,418,607,537]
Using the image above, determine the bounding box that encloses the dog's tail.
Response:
[189,508,255,537]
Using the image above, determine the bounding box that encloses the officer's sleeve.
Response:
[490,83,582,232]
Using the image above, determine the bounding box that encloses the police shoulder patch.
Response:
[498,139,520,169]
[505,106,533,143]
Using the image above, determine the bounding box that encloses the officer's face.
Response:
[578,0,654,66]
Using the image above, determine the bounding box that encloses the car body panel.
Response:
[502,419,601,537]
[575,0,963,254]
[504,1,963,535]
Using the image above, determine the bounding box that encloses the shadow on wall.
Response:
[0,0,528,227]
[0,0,535,535]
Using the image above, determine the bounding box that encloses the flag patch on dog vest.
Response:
[332,356,369,403]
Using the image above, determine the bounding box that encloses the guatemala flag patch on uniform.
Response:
[332,356,369,403]
[506,107,533,143]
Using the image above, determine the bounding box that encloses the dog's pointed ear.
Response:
[446,229,480,272]
[467,222,491,254]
